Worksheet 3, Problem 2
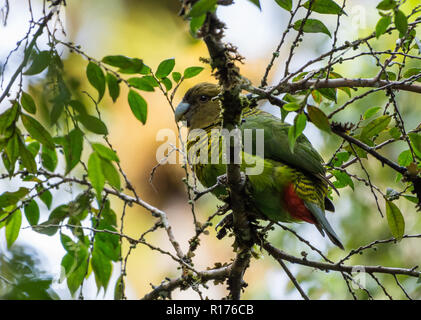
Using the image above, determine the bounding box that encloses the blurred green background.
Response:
[0,0,420,299]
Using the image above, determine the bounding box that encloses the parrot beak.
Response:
[174,101,190,122]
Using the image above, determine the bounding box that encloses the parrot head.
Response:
[175,82,221,129]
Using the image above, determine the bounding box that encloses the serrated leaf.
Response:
[106,73,120,102]
[21,114,55,149]
[303,0,345,15]
[24,199,40,226]
[307,105,331,133]
[155,58,175,79]
[92,143,119,162]
[41,145,58,172]
[403,68,421,82]
[386,200,405,240]
[76,114,108,135]
[293,19,331,37]
[376,15,392,38]
[184,66,204,79]
[360,115,391,141]
[275,0,292,11]
[100,158,121,190]
[6,210,21,248]
[20,92,36,114]
[188,0,218,17]
[88,152,105,198]
[128,77,155,92]
[86,62,106,102]
[128,90,147,125]
[395,10,408,36]
[23,51,51,75]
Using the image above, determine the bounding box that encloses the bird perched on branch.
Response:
[175,82,343,249]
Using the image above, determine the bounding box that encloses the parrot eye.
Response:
[199,95,209,102]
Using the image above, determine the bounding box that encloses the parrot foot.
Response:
[215,213,233,240]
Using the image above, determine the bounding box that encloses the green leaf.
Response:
[6,210,22,248]
[24,199,40,226]
[92,247,112,290]
[288,113,307,153]
[20,92,36,114]
[41,145,58,172]
[376,15,392,38]
[6,133,19,171]
[114,276,124,300]
[62,253,88,296]
[27,141,40,158]
[188,0,218,17]
[317,88,337,102]
[106,73,120,102]
[101,158,121,190]
[293,19,331,37]
[385,200,405,240]
[388,126,401,139]
[275,0,292,11]
[76,114,108,135]
[403,68,421,82]
[160,77,173,91]
[128,90,148,125]
[21,114,55,149]
[333,170,354,190]
[86,62,106,102]
[190,14,206,36]
[183,66,204,79]
[0,102,19,139]
[19,139,37,173]
[37,187,53,210]
[56,128,84,174]
[363,106,382,119]
[155,58,175,79]
[92,143,119,162]
[376,0,396,10]
[88,152,105,198]
[307,105,331,133]
[408,133,421,159]
[35,204,69,236]
[283,102,301,112]
[102,55,144,74]
[23,50,51,75]
[172,72,182,83]
[303,0,345,15]
[141,76,159,87]
[0,187,29,208]
[67,100,87,115]
[128,77,155,92]
[248,0,261,9]
[360,115,391,141]
[394,10,408,36]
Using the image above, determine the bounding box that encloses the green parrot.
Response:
[175,83,344,249]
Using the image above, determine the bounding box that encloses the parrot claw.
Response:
[215,213,233,240]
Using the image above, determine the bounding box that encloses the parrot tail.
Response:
[304,201,344,250]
